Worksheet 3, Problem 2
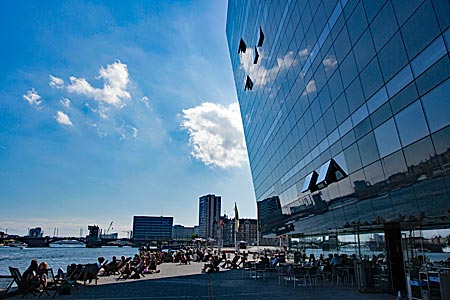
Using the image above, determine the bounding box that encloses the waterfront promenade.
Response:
[8,262,397,300]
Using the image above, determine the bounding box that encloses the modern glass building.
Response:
[132,216,173,242]
[227,0,450,292]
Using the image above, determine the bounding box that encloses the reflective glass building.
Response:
[226,0,450,241]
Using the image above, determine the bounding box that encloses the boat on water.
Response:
[8,241,27,248]
[443,245,450,253]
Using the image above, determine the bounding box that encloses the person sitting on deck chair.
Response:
[221,252,240,269]
[22,259,42,292]
[103,256,119,275]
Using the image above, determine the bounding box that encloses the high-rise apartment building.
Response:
[198,194,221,239]
[227,0,450,292]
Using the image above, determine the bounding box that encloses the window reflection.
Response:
[374,118,401,158]
[411,36,446,77]
[421,78,450,133]
[386,64,413,97]
[395,100,429,147]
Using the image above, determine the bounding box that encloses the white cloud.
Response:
[55,111,73,126]
[141,96,150,108]
[240,48,296,87]
[49,75,64,89]
[120,125,138,140]
[323,55,337,71]
[305,80,316,94]
[67,61,131,107]
[23,88,42,107]
[60,97,71,108]
[181,102,248,169]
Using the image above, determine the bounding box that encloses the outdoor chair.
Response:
[292,267,308,288]
[277,264,293,285]
[0,275,14,300]
[9,266,40,298]
[83,260,108,285]
[38,268,57,298]
[53,265,86,298]
[241,261,252,277]
[252,263,267,280]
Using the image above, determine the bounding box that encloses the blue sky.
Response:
[0,0,256,237]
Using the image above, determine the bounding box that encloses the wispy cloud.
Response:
[181,102,248,169]
[120,125,138,140]
[55,111,73,126]
[23,88,42,107]
[141,96,150,109]
[67,61,131,108]
[60,97,71,108]
[49,75,64,89]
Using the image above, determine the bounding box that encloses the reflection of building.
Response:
[172,225,195,240]
[132,216,173,242]
[221,215,279,246]
[28,227,43,238]
[227,0,450,293]
[198,194,221,239]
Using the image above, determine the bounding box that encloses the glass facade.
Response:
[226,0,450,236]
[132,216,173,241]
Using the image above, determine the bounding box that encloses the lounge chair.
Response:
[53,265,86,298]
[0,275,14,300]
[8,266,40,298]
[83,260,108,285]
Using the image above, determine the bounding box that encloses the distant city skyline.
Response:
[0,1,256,237]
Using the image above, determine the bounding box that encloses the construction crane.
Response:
[106,221,113,235]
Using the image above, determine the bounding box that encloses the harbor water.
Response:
[0,245,138,275]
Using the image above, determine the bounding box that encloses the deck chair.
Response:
[0,275,14,300]
[83,260,108,285]
[53,265,85,298]
[9,267,40,298]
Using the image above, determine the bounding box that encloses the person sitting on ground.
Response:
[22,259,42,291]
[120,262,132,279]
[203,256,221,273]
[143,256,161,274]
[116,256,127,271]
[179,252,188,265]
[103,256,119,275]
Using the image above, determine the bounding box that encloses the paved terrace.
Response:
[11,262,398,300]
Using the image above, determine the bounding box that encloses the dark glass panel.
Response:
[318,86,332,113]
[346,2,368,45]
[358,132,380,166]
[344,142,362,173]
[328,70,344,102]
[360,57,384,99]
[370,102,392,128]
[382,149,407,179]
[395,100,429,147]
[378,32,409,82]
[345,77,365,113]
[403,137,435,174]
[432,0,450,30]
[421,78,450,133]
[389,81,419,115]
[324,106,338,134]
[340,52,358,88]
[415,56,450,97]
[401,1,440,59]
[352,29,376,72]
[333,27,352,62]
[362,0,388,23]
[391,0,423,26]
[311,98,322,123]
[354,117,372,140]
[315,118,327,142]
[374,118,401,158]
[370,1,398,51]
[341,129,356,150]
[333,93,350,124]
